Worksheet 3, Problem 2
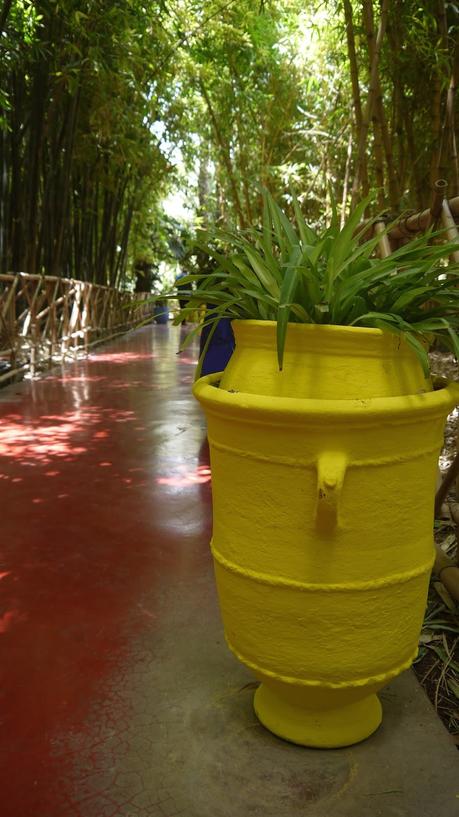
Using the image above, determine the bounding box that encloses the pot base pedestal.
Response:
[253,682,383,748]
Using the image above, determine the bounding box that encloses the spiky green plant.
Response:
[163,191,459,375]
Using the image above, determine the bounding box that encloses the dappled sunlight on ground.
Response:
[87,352,157,364]
[156,463,211,488]
[0,408,137,465]
[46,375,108,383]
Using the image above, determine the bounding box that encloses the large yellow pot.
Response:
[193,323,459,748]
[220,320,431,398]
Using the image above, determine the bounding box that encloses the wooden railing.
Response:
[363,185,459,255]
[0,273,154,382]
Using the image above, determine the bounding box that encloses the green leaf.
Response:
[446,326,459,362]
[447,677,459,699]
[266,194,295,262]
[325,195,372,299]
[290,187,317,246]
[240,243,280,298]
[194,319,220,381]
[404,333,430,376]
[391,287,432,311]
[290,303,311,321]
[277,265,300,369]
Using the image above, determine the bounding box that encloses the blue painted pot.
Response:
[199,317,235,376]
[154,303,169,325]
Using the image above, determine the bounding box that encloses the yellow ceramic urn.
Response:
[220,320,432,399]
[193,322,459,748]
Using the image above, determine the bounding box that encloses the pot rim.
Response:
[233,319,385,336]
[230,319,426,358]
[193,373,459,425]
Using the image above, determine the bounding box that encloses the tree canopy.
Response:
[0,0,458,284]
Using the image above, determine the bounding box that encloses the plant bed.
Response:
[415,564,459,746]
[416,351,459,747]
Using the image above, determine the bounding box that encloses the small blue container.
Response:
[199,317,235,376]
[154,303,169,324]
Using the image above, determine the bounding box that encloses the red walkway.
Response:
[0,325,212,817]
[1,324,458,817]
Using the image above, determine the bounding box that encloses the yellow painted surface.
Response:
[193,323,459,748]
[220,321,432,399]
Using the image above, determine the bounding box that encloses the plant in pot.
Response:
[175,192,459,747]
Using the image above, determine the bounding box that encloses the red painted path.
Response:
[2,324,459,817]
[0,325,212,817]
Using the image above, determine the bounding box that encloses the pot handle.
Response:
[315,452,347,532]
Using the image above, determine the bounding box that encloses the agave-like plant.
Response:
[165,191,459,376]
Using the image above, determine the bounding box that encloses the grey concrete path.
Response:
[75,554,458,817]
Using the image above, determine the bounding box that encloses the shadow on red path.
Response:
[0,325,212,817]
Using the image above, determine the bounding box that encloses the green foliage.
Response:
[170,0,320,227]
[165,191,459,374]
[1,0,458,284]
[0,0,184,282]
[167,0,459,228]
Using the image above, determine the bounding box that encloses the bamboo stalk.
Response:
[374,220,392,258]
[430,178,449,223]
[342,0,367,198]
[0,272,112,291]
[1,277,18,333]
[351,0,390,205]
[362,0,385,207]
[198,77,246,227]
[359,193,459,241]
[0,367,24,384]
[440,199,459,263]
[82,285,91,354]
[343,0,363,134]
[430,1,450,185]
[446,46,459,194]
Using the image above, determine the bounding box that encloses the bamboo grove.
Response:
[0,1,458,283]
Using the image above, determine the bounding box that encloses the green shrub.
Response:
[166,192,459,375]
